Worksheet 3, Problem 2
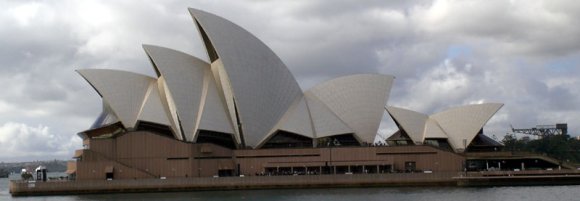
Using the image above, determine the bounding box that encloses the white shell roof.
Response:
[137,80,172,126]
[431,103,503,152]
[79,8,397,149]
[189,8,303,147]
[306,74,395,143]
[424,118,448,139]
[77,69,155,129]
[258,95,316,147]
[157,76,183,140]
[278,96,315,138]
[386,103,504,153]
[305,94,354,138]
[143,45,208,142]
[386,106,428,144]
[210,59,241,144]
[91,101,119,129]
[196,67,236,137]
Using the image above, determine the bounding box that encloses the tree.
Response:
[0,168,8,178]
[21,172,33,181]
[502,134,580,163]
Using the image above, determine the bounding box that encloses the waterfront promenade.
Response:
[10,170,580,196]
[11,172,457,196]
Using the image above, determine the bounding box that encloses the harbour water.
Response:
[2,177,580,201]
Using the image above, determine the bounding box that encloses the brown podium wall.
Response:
[74,131,465,180]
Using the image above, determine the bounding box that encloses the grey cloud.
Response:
[296,0,432,18]
[412,0,580,57]
[1,0,579,161]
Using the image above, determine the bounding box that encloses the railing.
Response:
[464,169,580,177]
[464,151,535,157]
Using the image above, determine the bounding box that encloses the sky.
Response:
[0,0,579,162]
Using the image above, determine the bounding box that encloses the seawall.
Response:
[10,172,457,196]
[11,171,580,196]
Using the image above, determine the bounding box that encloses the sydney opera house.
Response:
[65,8,555,181]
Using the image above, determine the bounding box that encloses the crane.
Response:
[511,123,567,138]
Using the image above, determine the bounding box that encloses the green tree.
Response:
[21,172,33,181]
[0,168,8,178]
[502,134,580,163]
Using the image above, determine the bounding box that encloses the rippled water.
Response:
[2,177,580,201]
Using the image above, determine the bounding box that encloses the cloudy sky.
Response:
[0,0,579,162]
